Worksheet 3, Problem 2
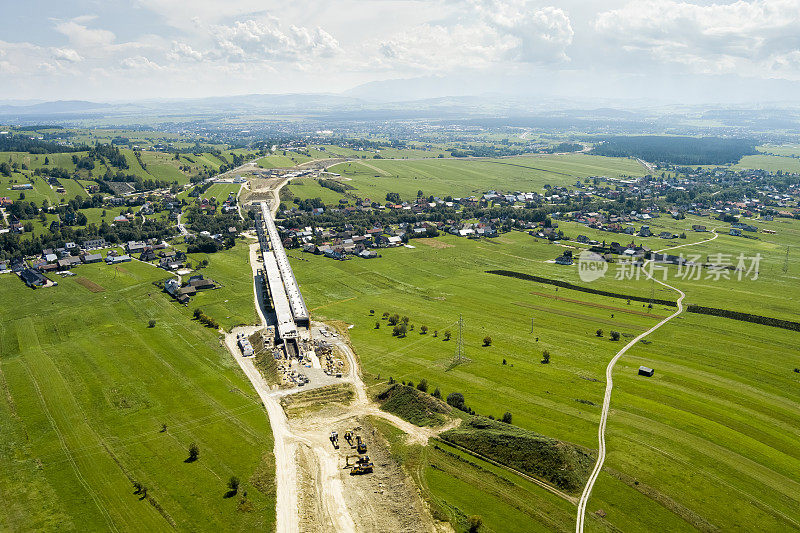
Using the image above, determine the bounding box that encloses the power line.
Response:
[447,314,470,371]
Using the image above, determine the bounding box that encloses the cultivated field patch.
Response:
[416,238,454,249]
[75,277,105,292]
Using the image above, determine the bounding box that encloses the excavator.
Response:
[346,455,373,475]
[330,431,339,449]
[344,430,353,446]
[355,435,367,454]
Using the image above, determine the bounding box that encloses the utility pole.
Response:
[530,317,534,334]
[448,314,470,370]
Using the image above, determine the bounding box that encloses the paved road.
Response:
[575,229,720,532]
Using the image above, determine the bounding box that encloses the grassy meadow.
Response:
[289,229,800,532]
[321,153,646,202]
[734,154,800,173]
[0,255,275,531]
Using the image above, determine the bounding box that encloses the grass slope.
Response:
[0,259,275,531]
[325,153,646,202]
[375,383,451,427]
[289,228,800,531]
[441,417,595,494]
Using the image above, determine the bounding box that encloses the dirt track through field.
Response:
[575,227,722,532]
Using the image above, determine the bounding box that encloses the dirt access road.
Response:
[575,228,722,532]
[224,246,454,532]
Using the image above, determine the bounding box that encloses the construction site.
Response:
[225,190,450,532]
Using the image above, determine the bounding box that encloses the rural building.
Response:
[20,268,48,288]
[692,225,707,232]
[638,366,655,377]
[555,254,574,265]
[82,253,102,263]
[188,277,216,290]
[106,254,131,264]
[164,278,180,296]
[729,228,742,236]
[57,257,81,270]
[11,183,33,190]
[82,238,107,249]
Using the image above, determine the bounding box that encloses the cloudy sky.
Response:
[2,0,800,104]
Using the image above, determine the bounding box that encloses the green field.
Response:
[289,230,800,532]
[284,178,347,205]
[757,144,800,157]
[322,154,647,202]
[200,183,243,203]
[0,256,275,531]
[183,242,260,331]
[735,154,800,173]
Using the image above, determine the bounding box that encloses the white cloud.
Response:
[375,23,514,71]
[53,48,83,63]
[373,1,573,73]
[209,17,340,62]
[473,1,574,62]
[55,19,116,49]
[120,55,164,70]
[167,42,204,62]
[596,0,800,78]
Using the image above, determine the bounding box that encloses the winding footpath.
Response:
[576,229,720,532]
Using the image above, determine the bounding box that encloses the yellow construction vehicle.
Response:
[346,455,373,475]
[344,431,353,446]
[330,431,339,449]
[355,435,367,454]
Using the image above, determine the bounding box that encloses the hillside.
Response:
[440,417,595,494]
[375,383,451,427]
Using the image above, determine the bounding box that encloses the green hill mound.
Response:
[440,417,595,494]
[376,384,451,427]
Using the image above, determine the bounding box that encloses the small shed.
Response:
[638,366,655,377]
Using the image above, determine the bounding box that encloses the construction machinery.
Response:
[346,455,373,475]
[355,435,367,454]
[330,431,339,449]
[344,431,353,446]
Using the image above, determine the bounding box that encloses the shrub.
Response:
[469,515,483,533]
[417,379,428,392]
[483,336,492,346]
[188,442,199,461]
[610,331,620,341]
[388,314,399,325]
[375,321,380,329]
[446,392,465,410]
[148,319,156,328]
[228,476,240,494]
[443,330,452,341]
[420,325,428,334]
[596,329,603,337]
[542,350,550,364]
[502,411,513,424]
[432,387,441,399]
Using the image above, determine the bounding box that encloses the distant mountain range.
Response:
[2,89,800,134]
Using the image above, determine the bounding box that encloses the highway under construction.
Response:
[255,201,309,345]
